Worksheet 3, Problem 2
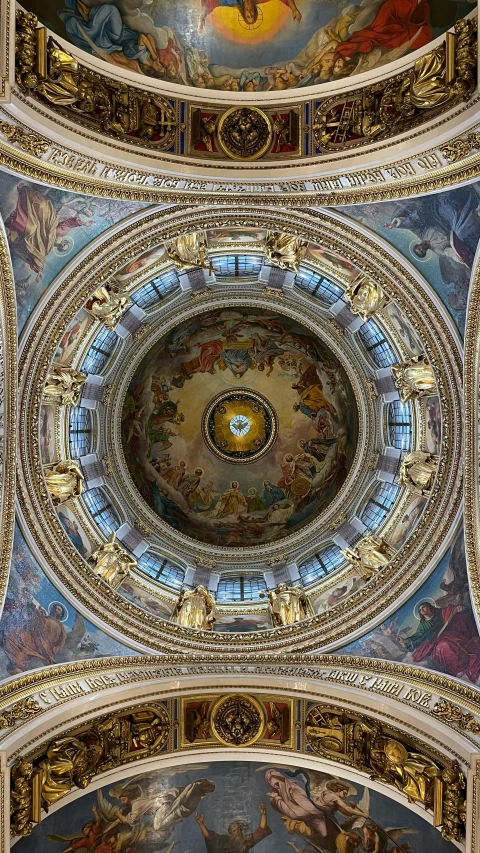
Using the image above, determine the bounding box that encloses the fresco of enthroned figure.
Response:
[22,0,469,91]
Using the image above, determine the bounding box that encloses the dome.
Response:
[121,307,358,547]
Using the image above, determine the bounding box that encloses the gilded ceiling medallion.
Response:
[210,694,264,746]
[217,107,272,161]
[202,390,277,464]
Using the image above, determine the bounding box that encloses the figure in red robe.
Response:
[334,0,432,72]
[404,602,480,683]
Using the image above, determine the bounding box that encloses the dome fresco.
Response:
[21,0,472,92]
[121,307,358,547]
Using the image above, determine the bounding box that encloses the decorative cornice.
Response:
[0,223,16,621]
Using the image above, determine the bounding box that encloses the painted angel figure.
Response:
[92,773,215,851]
[337,787,420,853]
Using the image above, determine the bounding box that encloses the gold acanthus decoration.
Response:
[0,698,41,730]
[399,451,439,496]
[304,702,466,841]
[164,233,211,271]
[85,285,131,330]
[268,583,314,626]
[43,364,87,406]
[431,697,480,734]
[344,275,386,320]
[0,121,49,158]
[44,460,83,505]
[313,18,477,151]
[89,532,136,590]
[264,231,307,272]
[14,12,177,151]
[10,703,170,836]
[391,356,437,402]
[343,535,396,581]
[172,585,216,631]
[441,130,480,163]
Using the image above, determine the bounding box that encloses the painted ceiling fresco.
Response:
[121,308,358,547]
[0,172,149,332]
[14,759,459,853]
[337,181,480,337]
[338,526,480,687]
[0,526,137,677]
[22,0,473,92]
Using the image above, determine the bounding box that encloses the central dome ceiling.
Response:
[121,307,358,547]
[19,0,466,93]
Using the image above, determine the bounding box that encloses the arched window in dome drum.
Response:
[69,408,92,459]
[361,482,400,532]
[357,319,397,368]
[137,552,185,589]
[81,328,118,375]
[217,575,267,602]
[213,255,262,278]
[298,545,345,585]
[82,487,120,536]
[131,269,180,310]
[387,400,412,451]
[294,267,343,305]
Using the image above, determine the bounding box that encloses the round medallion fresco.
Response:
[121,307,358,547]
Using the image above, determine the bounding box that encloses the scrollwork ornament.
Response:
[217,107,272,161]
[431,697,480,734]
[211,694,264,746]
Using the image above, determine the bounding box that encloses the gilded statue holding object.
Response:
[343,535,396,581]
[392,356,436,402]
[85,285,131,330]
[44,365,87,406]
[268,583,314,626]
[264,232,307,272]
[90,533,136,590]
[399,451,438,496]
[344,276,385,320]
[44,460,84,505]
[172,585,216,630]
[165,233,211,270]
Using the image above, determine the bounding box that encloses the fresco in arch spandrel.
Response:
[0,172,149,331]
[337,527,480,687]
[13,759,460,852]
[121,307,358,548]
[21,0,473,91]
[337,182,480,337]
[0,525,138,678]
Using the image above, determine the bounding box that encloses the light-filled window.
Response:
[216,574,267,602]
[387,400,412,451]
[82,487,119,536]
[137,552,185,589]
[69,408,92,458]
[81,328,118,375]
[132,269,180,309]
[295,266,343,305]
[299,545,345,585]
[213,255,262,278]
[357,320,396,368]
[361,482,400,531]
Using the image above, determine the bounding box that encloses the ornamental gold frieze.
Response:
[313,18,477,154]
[16,208,462,653]
[0,226,17,619]
[7,687,469,842]
[464,250,480,628]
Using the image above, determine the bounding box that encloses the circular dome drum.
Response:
[121,307,358,548]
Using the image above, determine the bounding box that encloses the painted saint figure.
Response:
[402,602,480,683]
[198,0,301,34]
[195,802,271,852]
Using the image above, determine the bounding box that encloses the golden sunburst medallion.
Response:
[202,389,277,463]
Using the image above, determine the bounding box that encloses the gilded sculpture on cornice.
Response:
[344,275,386,320]
[264,232,307,272]
[85,285,131,330]
[399,451,438,496]
[268,583,314,626]
[44,365,87,406]
[392,356,436,402]
[343,535,396,581]
[370,738,440,807]
[90,533,136,590]
[44,460,84,505]
[172,585,216,631]
[165,233,210,270]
